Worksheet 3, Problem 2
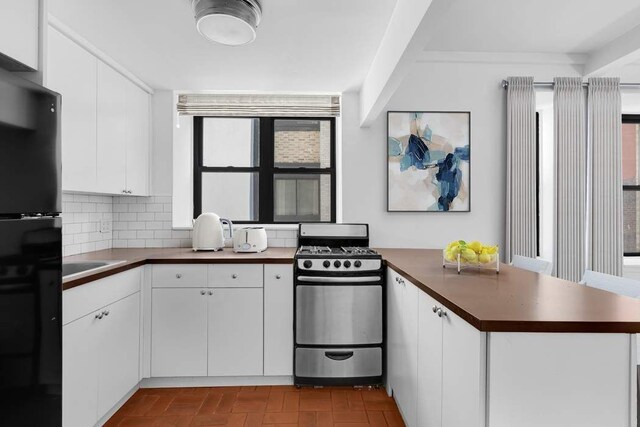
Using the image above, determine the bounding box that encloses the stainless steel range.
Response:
[294,223,383,386]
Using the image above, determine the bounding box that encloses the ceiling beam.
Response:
[358,0,452,128]
[584,23,640,77]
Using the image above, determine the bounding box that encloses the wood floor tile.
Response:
[106,385,403,427]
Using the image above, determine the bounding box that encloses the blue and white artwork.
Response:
[388,112,470,212]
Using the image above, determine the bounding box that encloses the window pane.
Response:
[622,123,639,185]
[273,174,331,222]
[624,190,640,253]
[201,173,259,221]
[203,118,259,167]
[274,120,331,168]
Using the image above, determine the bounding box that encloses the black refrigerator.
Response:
[0,68,62,426]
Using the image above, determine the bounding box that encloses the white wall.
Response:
[342,61,581,249]
[151,90,173,196]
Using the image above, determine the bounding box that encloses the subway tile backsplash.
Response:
[62,192,298,256]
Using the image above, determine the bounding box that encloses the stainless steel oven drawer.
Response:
[296,285,382,345]
[295,347,382,378]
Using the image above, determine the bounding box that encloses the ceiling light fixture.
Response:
[191,0,262,46]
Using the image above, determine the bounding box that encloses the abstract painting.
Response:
[387,111,470,212]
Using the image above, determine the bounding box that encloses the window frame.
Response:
[193,116,337,224]
[623,114,640,256]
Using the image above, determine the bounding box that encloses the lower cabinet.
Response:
[63,292,140,427]
[150,263,293,379]
[388,267,486,427]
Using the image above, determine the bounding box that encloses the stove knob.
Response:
[334,260,342,268]
[343,260,351,268]
[323,260,331,268]
[354,260,362,268]
[303,260,313,269]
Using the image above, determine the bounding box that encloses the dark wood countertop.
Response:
[378,248,640,333]
[62,247,296,290]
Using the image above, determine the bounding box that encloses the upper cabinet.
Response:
[46,23,151,196]
[0,0,39,70]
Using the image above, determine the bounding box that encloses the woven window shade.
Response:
[177,94,340,117]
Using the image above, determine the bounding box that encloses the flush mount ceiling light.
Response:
[191,0,262,46]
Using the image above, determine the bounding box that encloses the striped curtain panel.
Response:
[505,77,537,263]
[554,77,586,281]
[588,77,623,275]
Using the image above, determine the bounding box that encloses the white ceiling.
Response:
[425,0,640,54]
[49,0,397,92]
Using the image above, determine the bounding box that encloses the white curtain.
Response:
[554,77,586,281]
[505,77,537,263]
[588,77,623,275]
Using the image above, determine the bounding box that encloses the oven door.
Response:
[296,281,382,346]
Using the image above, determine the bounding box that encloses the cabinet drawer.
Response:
[208,264,263,288]
[152,264,207,288]
[295,347,382,378]
[63,267,141,325]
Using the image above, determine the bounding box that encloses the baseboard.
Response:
[140,376,294,388]
[95,383,139,427]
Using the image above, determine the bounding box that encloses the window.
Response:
[193,117,336,223]
[623,115,640,255]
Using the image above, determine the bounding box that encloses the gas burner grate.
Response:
[299,246,332,255]
[340,246,378,256]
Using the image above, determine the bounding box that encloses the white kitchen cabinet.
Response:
[98,293,141,417]
[45,26,150,195]
[151,288,208,377]
[46,27,98,192]
[208,288,263,376]
[0,0,38,70]
[63,289,141,427]
[386,269,401,395]
[125,84,150,195]
[264,264,294,376]
[96,61,127,194]
[417,291,443,427]
[63,307,100,427]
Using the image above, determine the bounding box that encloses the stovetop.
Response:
[297,246,379,257]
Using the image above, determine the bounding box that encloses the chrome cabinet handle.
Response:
[432,305,438,313]
[95,313,103,320]
[276,274,282,279]
[208,290,213,295]
[437,308,447,318]
[103,310,109,316]
[176,273,182,279]
[232,274,238,279]
[200,290,206,295]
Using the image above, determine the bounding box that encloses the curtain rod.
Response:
[501,80,640,89]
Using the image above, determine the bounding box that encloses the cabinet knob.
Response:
[276,274,282,279]
[437,308,447,318]
[176,273,182,279]
[200,290,206,295]
[432,305,438,313]
[208,290,213,295]
[232,274,238,279]
[103,310,109,316]
[95,313,103,320]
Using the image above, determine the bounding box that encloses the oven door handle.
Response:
[297,275,381,283]
[324,351,354,361]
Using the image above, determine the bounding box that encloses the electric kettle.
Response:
[192,212,233,251]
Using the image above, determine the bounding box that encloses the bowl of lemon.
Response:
[443,240,499,274]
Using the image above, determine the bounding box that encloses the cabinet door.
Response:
[208,288,263,376]
[151,288,208,377]
[63,311,99,427]
[441,307,486,427]
[0,0,38,69]
[98,292,140,418]
[264,264,293,376]
[125,84,150,196]
[96,61,127,194]
[417,291,443,427]
[47,27,98,192]
[396,278,419,427]
[386,268,401,396]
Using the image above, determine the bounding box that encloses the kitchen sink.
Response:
[63,260,125,278]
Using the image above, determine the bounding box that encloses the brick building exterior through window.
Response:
[623,115,640,255]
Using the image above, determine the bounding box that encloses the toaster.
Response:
[233,227,268,253]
